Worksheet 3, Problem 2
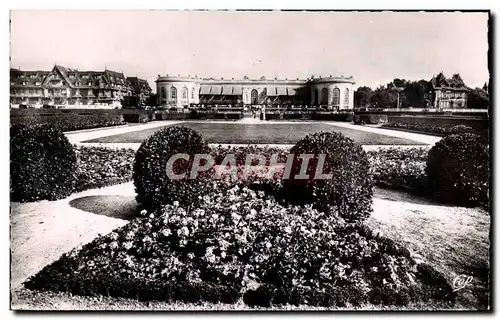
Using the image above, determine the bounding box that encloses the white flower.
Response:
[220,251,226,259]
[161,229,172,237]
[173,201,179,207]
[284,226,292,234]
[123,241,133,250]
[265,242,272,249]
[149,213,155,219]
[140,209,148,216]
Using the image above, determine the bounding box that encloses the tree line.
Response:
[354,78,489,110]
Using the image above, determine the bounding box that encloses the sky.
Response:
[10,10,489,92]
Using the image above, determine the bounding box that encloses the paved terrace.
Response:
[65,120,441,151]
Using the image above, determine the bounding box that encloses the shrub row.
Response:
[383,122,488,137]
[10,113,124,132]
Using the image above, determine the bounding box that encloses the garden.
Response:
[10,123,490,310]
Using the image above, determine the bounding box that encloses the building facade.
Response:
[426,72,468,109]
[127,77,153,103]
[10,65,149,108]
[156,75,356,109]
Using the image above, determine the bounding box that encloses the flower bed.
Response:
[25,186,455,308]
[74,146,136,192]
[382,122,488,136]
[367,147,428,194]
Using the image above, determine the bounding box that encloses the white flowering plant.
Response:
[25,185,456,308]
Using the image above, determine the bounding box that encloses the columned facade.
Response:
[156,75,356,109]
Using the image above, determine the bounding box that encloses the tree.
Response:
[467,87,489,110]
[401,80,428,108]
[354,86,373,109]
[370,85,397,109]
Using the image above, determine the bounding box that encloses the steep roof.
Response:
[430,72,466,90]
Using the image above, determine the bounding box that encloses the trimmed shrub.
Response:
[10,124,77,202]
[426,133,489,208]
[282,132,373,222]
[133,125,214,211]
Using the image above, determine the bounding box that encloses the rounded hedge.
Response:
[282,131,373,222]
[133,125,213,211]
[426,133,489,208]
[10,124,77,202]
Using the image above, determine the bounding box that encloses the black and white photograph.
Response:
[8,8,492,312]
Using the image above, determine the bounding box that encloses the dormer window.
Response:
[88,82,92,86]
[35,81,41,85]
[22,81,26,85]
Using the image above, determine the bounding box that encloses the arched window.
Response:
[171,87,177,100]
[321,88,328,105]
[192,88,194,99]
[332,87,340,106]
[251,89,258,105]
[344,88,349,106]
[161,87,167,100]
[182,87,188,99]
[314,88,319,105]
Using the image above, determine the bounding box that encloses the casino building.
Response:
[156,75,355,109]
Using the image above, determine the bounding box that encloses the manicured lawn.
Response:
[82,122,425,145]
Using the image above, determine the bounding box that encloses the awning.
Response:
[200,86,211,95]
[266,86,277,96]
[233,86,243,95]
[287,87,298,96]
[276,87,287,96]
[210,86,222,95]
[221,85,233,95]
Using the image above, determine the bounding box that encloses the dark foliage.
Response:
[10,113,123,132]
[10,124,77,202]
[426,133,489,208]
[282,131,374,222]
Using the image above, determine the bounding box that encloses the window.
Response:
[88,82,92,86]
[191,88,194,99]
[182,87,188,99]
[321,88,328,105]
[161,87,167,100]
[344,88,349,105]
[251,89,258,104]
[332,88,340,106]
[35,81,41,86]
[171,86,177,100]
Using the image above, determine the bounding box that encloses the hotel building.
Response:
[156,75,356,109]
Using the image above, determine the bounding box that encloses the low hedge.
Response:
[10,124,77,202]
[10,113,124,132]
